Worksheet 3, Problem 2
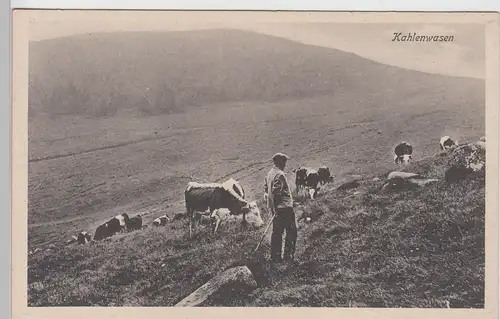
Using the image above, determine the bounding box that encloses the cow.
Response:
[93,213,130,241]
[126,214,143,231]
[184,178,254,238]
[293,167,322,199]
[440,136,457,151]
[210,201,263,235]
[153,215,170,227]
[77,231,92,245]
[394,142,413,164]
[317,165,334,185]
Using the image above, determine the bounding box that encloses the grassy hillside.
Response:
[27,145,485,307]
[27,29,485,307]
[29,29,482,118]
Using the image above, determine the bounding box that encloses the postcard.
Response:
[11,9,499,319]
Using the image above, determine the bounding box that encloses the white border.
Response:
[3,0,12,317]
[4,3,500,319]
[10,0,500,11]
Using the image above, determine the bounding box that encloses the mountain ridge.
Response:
[28,28,484,118]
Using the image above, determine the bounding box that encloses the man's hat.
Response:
[272,152,290,161]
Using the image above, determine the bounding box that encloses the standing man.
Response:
[264,153,297,263]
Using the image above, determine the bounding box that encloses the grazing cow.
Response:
[184,178,253,238]
[394,142,413,164]
[126,214,143,231]
[210,201,263,234]
[293,167,322,199]
[317,165,334,185]
[93,213,130,241]
[77,231,92,245]
[153,215,170,227]
[440,136,457,151]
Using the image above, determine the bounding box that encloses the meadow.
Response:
[27,30,485,307]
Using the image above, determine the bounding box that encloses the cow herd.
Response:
[60,136,458,246]
[394,136,457,165]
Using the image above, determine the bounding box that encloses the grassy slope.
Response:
[28,147,485,307]
[27,29,485,307]
[242,152,485,308]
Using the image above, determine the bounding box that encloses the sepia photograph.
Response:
[10,10,499,314]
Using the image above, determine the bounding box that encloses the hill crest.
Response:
[29,29,484,118]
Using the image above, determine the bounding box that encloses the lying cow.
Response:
[184,178,256,238]
[394,141,413,164]
[77,231,92,245]
[126,214,143,231]
[93,213,130,241]
[440,136,457,151]
[153,215,170,227]
[293,167,322,199]
[210,201,263,234]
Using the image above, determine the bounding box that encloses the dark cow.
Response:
[317,165,334,185]
[184,178,254,238]
[153,215,169,227]
[293,167,322,200]
[93,213,130,241]
[394,142,413,164]
[77,231,92,245]
[126,214,143,231]
[440,136,457,151]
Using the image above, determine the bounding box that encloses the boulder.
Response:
[387,171,420,180]
[445,166,474,182]
[382,176,438,191]
[408,178,439,186]
[174,266,257,307]
[381,177,420,192]
[474,141,486,150]
[446,141,486,182]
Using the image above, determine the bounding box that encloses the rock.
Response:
[387,171,420,180]
[372,177,381,182]
[474,141,486,150]
[30,281,44,292]
[382,176,436,191]
[469,161,485,172]
[408,178,439,186]
[174,266,257,307]
[445,166,474,182]
[479,136,485,142]
[381,178,419,192]
[447,141,485,180]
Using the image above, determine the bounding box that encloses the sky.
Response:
[26,11,486,79]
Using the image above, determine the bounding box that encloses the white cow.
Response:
[440,136,457,151]
[210,201,263,234]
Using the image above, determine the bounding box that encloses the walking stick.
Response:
[252,211,277,254]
